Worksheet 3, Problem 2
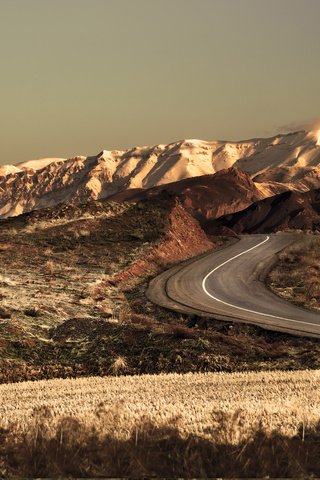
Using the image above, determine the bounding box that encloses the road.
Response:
[147,234,320,337]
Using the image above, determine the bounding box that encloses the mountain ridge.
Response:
[0,129,319,218]
[210,188,320,234]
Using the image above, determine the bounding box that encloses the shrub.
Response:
[109,356,128,375]
[167,324,198,339]
[44,260,58,275]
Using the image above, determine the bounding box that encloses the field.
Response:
[0,369,319,477]
[268,234,320,311]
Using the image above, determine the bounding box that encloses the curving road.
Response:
[147,234,320,338]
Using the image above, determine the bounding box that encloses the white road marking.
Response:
[202,235,319,327]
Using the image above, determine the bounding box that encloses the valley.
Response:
[0,188,319,383]
[0,130,319,477]
[2,1,320,475]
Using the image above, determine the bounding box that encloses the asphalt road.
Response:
[147,234,320,337]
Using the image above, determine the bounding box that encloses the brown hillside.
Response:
[109,167,287,227]
[114,197,214,284]
[210,189,320,234]
[0,194,216,383]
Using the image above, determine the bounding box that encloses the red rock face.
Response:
[211,189,320,234]
[114,200,214,285]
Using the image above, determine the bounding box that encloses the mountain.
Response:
[253,165,320,192]
[210,189,320,234]
[108,167,289,226]
[0,157,65,178]
[0,130,319,218]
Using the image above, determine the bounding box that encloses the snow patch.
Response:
[17,157,66,170]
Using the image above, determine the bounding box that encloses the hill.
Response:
[109,167,288,226]
[211,188,320,234]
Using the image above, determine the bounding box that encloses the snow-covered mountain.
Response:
[0,130,319,218]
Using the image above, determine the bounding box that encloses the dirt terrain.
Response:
[268,235,320,312]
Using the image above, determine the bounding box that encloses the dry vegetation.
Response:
[0,200,319,382]
[268,234,320,312]
[0,370,319,477]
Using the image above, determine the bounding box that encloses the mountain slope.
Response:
[0,130,319,218]
[0,194,217,382]
[253,165,320,192]
[210,189,320,234]
[109,167,290,226]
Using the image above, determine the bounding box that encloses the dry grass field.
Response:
[0,370,319,477]
[268,234,320,311]
[1,369,319,435]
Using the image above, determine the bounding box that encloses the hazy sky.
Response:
[1,0,319,164]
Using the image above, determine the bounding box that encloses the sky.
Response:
[0,0,319,164]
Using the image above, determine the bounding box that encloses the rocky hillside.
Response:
[253,165,320,192]
[109,167,289,227]
[210,189,320,234]
[1,194,320,384]
[0,130,319,218]
[0,194,217,382]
